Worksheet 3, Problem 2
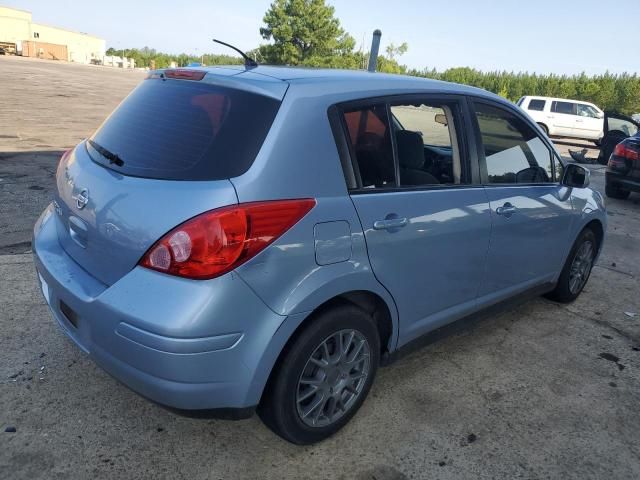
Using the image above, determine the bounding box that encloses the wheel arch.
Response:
[554,212,606,285]
[536,122,549,135]
[245,288,398,407]
[583,218,604,255]
[283,290,395,357]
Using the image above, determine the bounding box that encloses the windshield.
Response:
[88,78,281,180]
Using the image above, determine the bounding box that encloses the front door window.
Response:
[473,103,556,183]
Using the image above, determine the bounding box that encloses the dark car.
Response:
[598,112,640,165]
[605,131,640,199]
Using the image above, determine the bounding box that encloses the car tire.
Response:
[546,228,598,303]
[605,183,631,199]
[597,153,609,165]
[258,303,380,445]
[537,123,549,136]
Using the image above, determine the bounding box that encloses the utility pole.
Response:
[367,29,381,72]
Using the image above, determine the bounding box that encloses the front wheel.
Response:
[546,228,597,303]
[258,304,380,444]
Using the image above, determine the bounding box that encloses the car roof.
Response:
[184,65,504,102]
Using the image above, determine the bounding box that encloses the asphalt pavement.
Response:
[1,55,640,480]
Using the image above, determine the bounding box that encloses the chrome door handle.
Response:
[373,217,408,230]
[495,203,517,217]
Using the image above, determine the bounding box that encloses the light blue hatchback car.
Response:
[33,65,606,444]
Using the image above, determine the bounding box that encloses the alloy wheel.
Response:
[296,329,371,428]
[568,240,594,294]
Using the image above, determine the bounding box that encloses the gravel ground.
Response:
[1,55,639,480]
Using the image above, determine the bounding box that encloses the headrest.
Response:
[396,130,424,169]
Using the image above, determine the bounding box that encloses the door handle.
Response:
[495,202,517,217]
[373,217,408,231]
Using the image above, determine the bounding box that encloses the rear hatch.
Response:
[53,69,286,285]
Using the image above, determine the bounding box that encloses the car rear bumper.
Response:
[606,171,640,193]
[32,204,287,412]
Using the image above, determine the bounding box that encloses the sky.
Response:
[5,0,638,75]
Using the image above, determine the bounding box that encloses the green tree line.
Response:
[105,46,242,69]
[411,67,640,115]
[107,0,639,115]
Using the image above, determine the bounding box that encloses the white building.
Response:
[103,55,136,69]
[0,5,105,63]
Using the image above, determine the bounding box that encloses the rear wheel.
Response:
[537,123,549,136]
[546,228,597,303]
[258,304,380,444]
[605,182,631,199]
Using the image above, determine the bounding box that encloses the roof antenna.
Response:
[212,39,258,68]
[367,29,382,72]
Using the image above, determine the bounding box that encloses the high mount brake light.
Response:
[162,69,206,81]
[139,199,316,280]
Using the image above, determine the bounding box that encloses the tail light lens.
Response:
[612,143,639,161]
[608,142,639,171]
[139,199,316,280]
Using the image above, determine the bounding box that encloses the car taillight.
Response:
[139,199,316,280]
[608,142,639,170]
[612,143,639,161]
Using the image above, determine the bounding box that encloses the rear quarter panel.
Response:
[230,86,404,351]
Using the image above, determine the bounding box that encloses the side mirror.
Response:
[597,111,604,119]
[562,163,590,188]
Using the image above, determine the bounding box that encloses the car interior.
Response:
[392,104,462,186]
[343,103,462,188]
[474,104,553,183]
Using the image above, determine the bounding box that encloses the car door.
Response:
[598,113,640,163]
[575,103,603,140]
[470,99,575,303]
[550,100,577,136]
[338,96,492,346]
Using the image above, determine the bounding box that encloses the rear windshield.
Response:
[87,77,281,180]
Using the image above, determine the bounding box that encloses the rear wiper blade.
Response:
[87,139,124,167]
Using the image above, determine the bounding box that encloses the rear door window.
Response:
[528,99,546,111]
[551,101,576,115]
[87,77,281,180]
[390,102,466,186]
